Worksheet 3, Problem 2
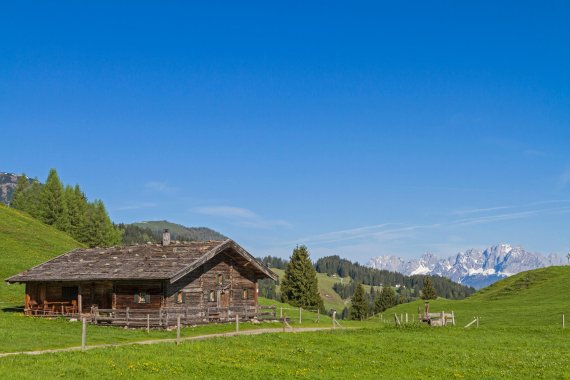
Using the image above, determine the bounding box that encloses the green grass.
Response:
[2,204,570,378]
[0,205,83,303]
[0,325,568,379]
[381,265,570,328]
[0,296,362,354]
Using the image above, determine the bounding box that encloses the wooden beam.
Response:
[78,284,83,313]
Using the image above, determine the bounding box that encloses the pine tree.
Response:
[421,276,438,300]
[280,245,324,310]
[340,307,350,320]
[10,175,31,210]
[376,286,397,312]
[65,185,88,241]
[40,169,69,231]
[350,283,368,320]
[368,285,376,315]
[83,200,120,248]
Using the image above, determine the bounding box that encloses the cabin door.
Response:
[219,290,229,308]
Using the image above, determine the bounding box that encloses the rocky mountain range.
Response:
[367,244,566,289]
[0,172,27,205]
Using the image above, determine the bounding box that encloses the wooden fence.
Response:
[90,305,277,328]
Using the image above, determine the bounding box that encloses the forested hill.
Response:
[316,255,476,300]
[128,221,226,243]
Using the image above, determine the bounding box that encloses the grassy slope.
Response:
[271,268,350,312]
[2,268,569,378]
[1,324,568,379]
[1,206,569,377]
[0,205,83,303]
[384,265,570,327]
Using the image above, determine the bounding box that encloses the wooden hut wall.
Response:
[114,281,163,310]
[165,249,258,308]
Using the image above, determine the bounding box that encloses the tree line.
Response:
[348,276,437,320]
[11,169,120,247]
[315,255,475,300]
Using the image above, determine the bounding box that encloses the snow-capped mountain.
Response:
[367,244,565,289]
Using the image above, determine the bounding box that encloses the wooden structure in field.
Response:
[418,302,455,326]
[6,231,278,326]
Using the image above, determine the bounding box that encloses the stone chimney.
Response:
[162,229,171,246]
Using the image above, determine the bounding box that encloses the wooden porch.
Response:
[92,305,277,327]
[23,304,277,328]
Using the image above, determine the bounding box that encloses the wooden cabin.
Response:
[6,232,278,325]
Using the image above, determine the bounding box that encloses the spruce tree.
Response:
[10,175,31,210]
[65,185,88,241]
[368,285,376,315]
[421,276,437,300]
[83,200,120,248]
[280,245,324,310]
[377,286,397,312]
[40,169,69,231]
[349,283,368,320]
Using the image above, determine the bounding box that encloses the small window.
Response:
[217,273,223,285]
[135,291,150,304]
[209,290,216,302]
[242,288,248,300]
[176,291,186,304]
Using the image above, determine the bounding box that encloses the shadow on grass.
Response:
[1,305,24,313]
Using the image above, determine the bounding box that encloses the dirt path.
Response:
[0,326,336,358]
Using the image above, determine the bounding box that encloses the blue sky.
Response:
[1,2,569,262]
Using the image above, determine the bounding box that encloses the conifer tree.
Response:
[421,276,438,300]
[65,185,88,241]
[368,285,376,315]
[10,175,31,209]
[350,283,368,320]
[280,245,324,310]
[83,200,120,248]
[341,307,350,320]
[40,169,69,231]
[376,286,397,312]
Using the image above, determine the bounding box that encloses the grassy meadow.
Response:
[1,204,569,378]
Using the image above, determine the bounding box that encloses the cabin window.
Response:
[135,291,150,304]
[242,288,248,300]
[61,286,78,301]
[209,290,216,302]
[217,273,223,285]
[176,291,186,304]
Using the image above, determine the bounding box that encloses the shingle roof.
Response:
[6,239,278,283]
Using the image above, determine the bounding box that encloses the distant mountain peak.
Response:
[367,244,564,289]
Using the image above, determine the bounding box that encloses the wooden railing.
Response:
[90,305,277,328]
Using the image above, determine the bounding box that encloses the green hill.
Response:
[132,220,226,241]
[271,268,365,312]
[385,265,570,327]
[0,204,83,303]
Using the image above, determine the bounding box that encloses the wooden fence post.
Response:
[236,314,239,333]
[283,313,287,332]
[405,313,408,324]
[147,314,150,333]
[81,317,87,351]
[333,311,337,329]
[476,316,479,328]
[280,307,283,319]
[176,315,181,345]
[126,307,130,328]
[299,307,302,324]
